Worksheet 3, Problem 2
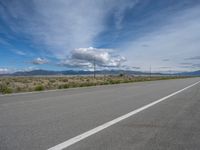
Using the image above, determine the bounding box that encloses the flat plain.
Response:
[0,76,186,94]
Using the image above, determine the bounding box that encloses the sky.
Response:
[0,0,200,74]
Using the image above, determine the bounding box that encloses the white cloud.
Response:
[0,68,10,74]
[1,67,39,73]
[23,66,39,71]
[59,47,126,69]
[0,0,138,59]
[121,6,200,72]
[113,0,139,29]
[14,50,26,56]
[1,0,199,72]
[59,59,93,69]
[32,57,49,65]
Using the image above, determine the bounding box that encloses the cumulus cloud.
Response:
[32,57,49,65]
[59,47,126,69]
[59,59,93,69]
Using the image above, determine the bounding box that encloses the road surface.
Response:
[0,77,200,150]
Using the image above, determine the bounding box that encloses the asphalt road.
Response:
[0,77,200,150]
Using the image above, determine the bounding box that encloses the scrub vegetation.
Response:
[0,75,188,94]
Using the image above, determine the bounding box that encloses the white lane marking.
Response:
[48,80,200,150]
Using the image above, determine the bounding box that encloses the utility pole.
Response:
[93,57,96,78]
[149,65,152,78]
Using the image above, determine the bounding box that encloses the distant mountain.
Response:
[0,69,199,76]
[177,70,200,76]
[13,70,60,76]
[0,69,155,76]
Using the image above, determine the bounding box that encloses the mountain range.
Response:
[0,69,200,76]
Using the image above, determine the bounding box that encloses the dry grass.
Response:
[0,75,187,94]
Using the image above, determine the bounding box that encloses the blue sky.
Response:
[0,0,200,73]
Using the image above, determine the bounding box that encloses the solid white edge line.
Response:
[48,80,200,150]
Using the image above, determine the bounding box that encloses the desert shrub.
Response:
[34,85,44,91]
[80,78,85,81]
[68,82,78,88]
[49,79,56,83]
[119,73,125,77]
[58,85,63,89]
[80,82,94,87]
[103,81,110,85]
[0,84,13,94]
[62,78,68,82]
[16,87,22,92]
[63,84,69,88]
[109,80,121,84]
[0,76,187,94]
[57,84,69,89]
